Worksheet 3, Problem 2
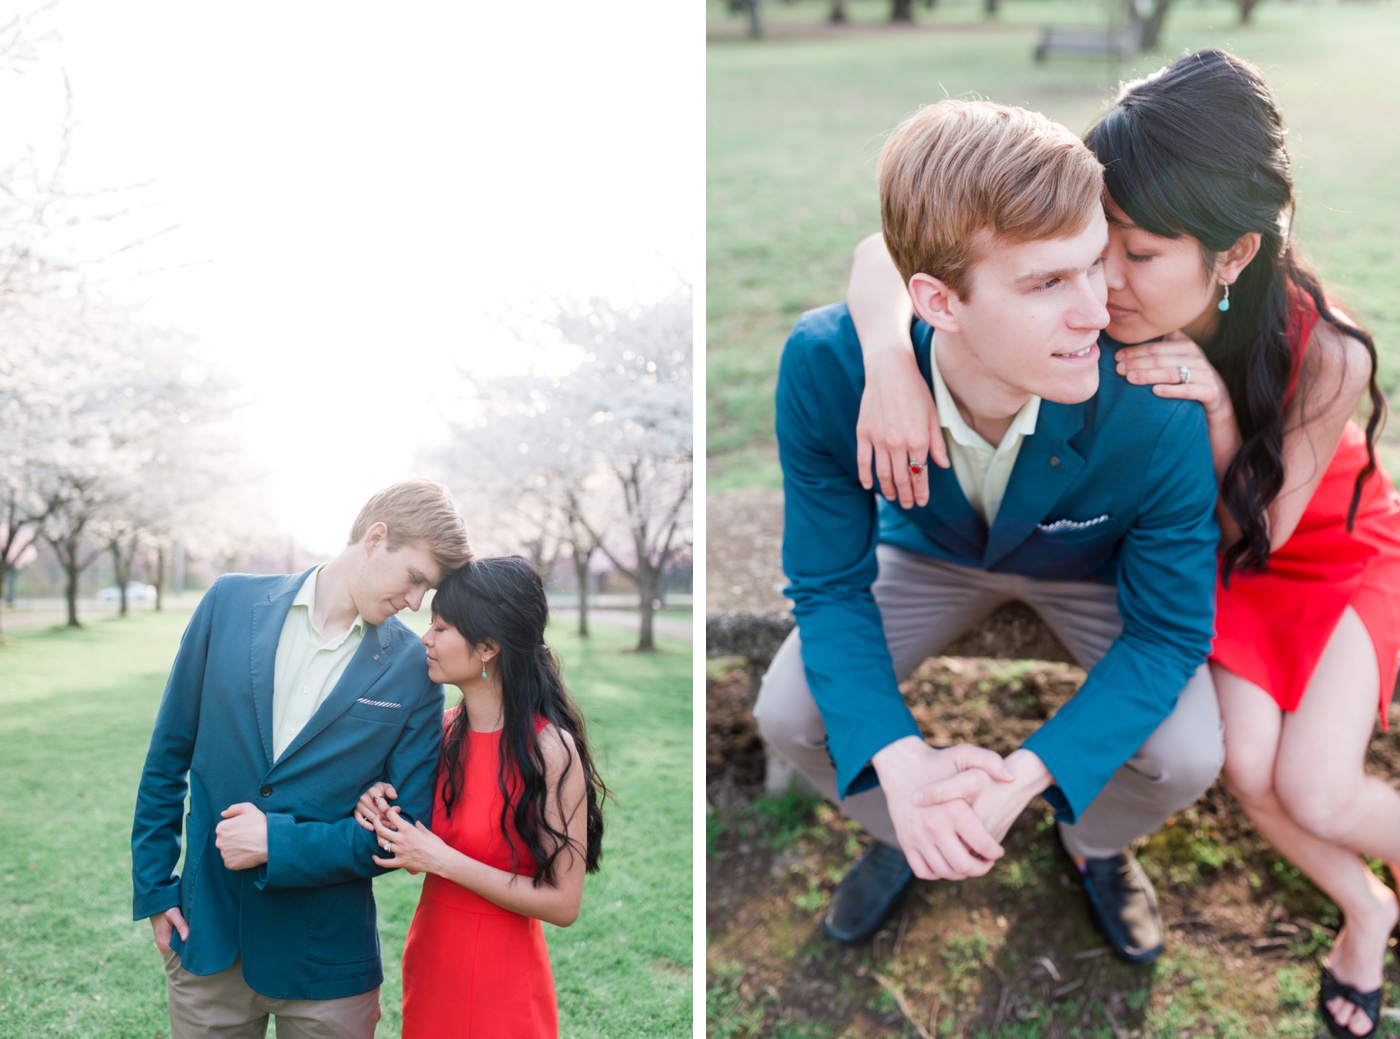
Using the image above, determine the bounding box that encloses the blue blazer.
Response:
[777,304,1219,821]
[130,569,443,1000]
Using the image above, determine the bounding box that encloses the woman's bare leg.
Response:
[1217,609,1396,1035]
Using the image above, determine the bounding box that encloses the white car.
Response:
[97,581,158,603]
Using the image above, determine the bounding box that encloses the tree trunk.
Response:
[891,0,914,21]
[829,0,847,22]
[1139,0,1173,49]
[62,558,80,627]
[1238,0,1260,23]
[46,527,94,629]
[983,0,999,16]
[635,566,659,652]
[747,0,763,37]
[573,547,591,639]
[154,545,166,612]
[110,541,131,617]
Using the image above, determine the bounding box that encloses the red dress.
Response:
[1210,298,1400,723]
[400,710,558,1039]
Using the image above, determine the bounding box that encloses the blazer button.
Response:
[1049,456,1061,467]
[259,784,272,797]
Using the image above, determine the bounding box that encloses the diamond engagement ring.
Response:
[1178,365,1191,385]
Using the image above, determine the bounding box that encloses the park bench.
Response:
[1033,22,1141,62]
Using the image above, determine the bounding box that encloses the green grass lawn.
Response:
[708,0,1400,490]
[0,608,692,1037]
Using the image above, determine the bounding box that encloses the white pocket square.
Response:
[1036,513,1112,533]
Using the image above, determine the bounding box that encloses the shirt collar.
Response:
[930,332,1041,449]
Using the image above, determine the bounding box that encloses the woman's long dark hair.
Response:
[432,555,606,884]
[1085,47,1385,582]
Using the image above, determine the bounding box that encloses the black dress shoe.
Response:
[1077,851,1164,963]
[822,841,915,944]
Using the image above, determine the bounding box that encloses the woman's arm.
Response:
[848,233,947,508]
[1264,321,1372,549]
[372,725,589,927]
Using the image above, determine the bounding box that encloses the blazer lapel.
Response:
[274,623,394,765]
[908,328,989,557]
[913,466,987,558]
[250,570,314,770]
[982,401,1087,570]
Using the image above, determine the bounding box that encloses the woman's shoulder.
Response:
[1301,313,1371,391]
[534,719,578,771]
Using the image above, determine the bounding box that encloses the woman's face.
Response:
[422,615,481,686]
[1102,201,1224,345]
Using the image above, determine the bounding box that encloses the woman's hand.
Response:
[372,806,444,877]
[1114,332,1227,414]
[353,781,398,831]
[857,348,948,509]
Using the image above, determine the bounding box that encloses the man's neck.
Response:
[935,331,1031,448]
[308,555,362,640]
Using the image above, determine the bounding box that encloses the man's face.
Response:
[948,210,1111,406]
[351,531,442,625]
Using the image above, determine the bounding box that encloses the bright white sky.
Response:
[20,1,700,555]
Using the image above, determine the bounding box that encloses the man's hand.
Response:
[911,748,1053,845]
[216,802,269,870]
[871,737,1014,881]
[149,906,189,955]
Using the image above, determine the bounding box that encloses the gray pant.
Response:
[754,544,1224,859]
[163,950,381,1039]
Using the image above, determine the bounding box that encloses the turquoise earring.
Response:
[1218,283,1230,313]
[481,662,488,679]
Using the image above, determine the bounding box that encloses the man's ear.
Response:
[1217,231,1262,286]
[908,272,962,334]
[362,521,388,554]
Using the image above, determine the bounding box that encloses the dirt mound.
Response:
[707,657,1400,1038]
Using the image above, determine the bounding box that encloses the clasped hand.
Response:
[214,802,268,870]
[354,781,438,875]
[873,738,1025,882]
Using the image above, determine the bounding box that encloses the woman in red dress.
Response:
[355,556,607,1038]
[846,49,1400,1039]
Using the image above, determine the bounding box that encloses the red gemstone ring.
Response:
[907,460,926,476]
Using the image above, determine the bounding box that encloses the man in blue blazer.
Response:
[131,479,472,1038]
[755,101,1224,963]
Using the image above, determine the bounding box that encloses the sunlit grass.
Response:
[0,610,690,1037]
[708,0,1400,487]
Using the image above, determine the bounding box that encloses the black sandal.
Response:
[1319,965,1382,1039]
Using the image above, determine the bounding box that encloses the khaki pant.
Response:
[162,949,381,1039]
[754,544,1224,859]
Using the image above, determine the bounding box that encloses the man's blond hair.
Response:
[348,479,472,574]
[878,100,1104,299]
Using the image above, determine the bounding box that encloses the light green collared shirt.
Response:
[931,334,1041,527]
[271,568,367,760]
